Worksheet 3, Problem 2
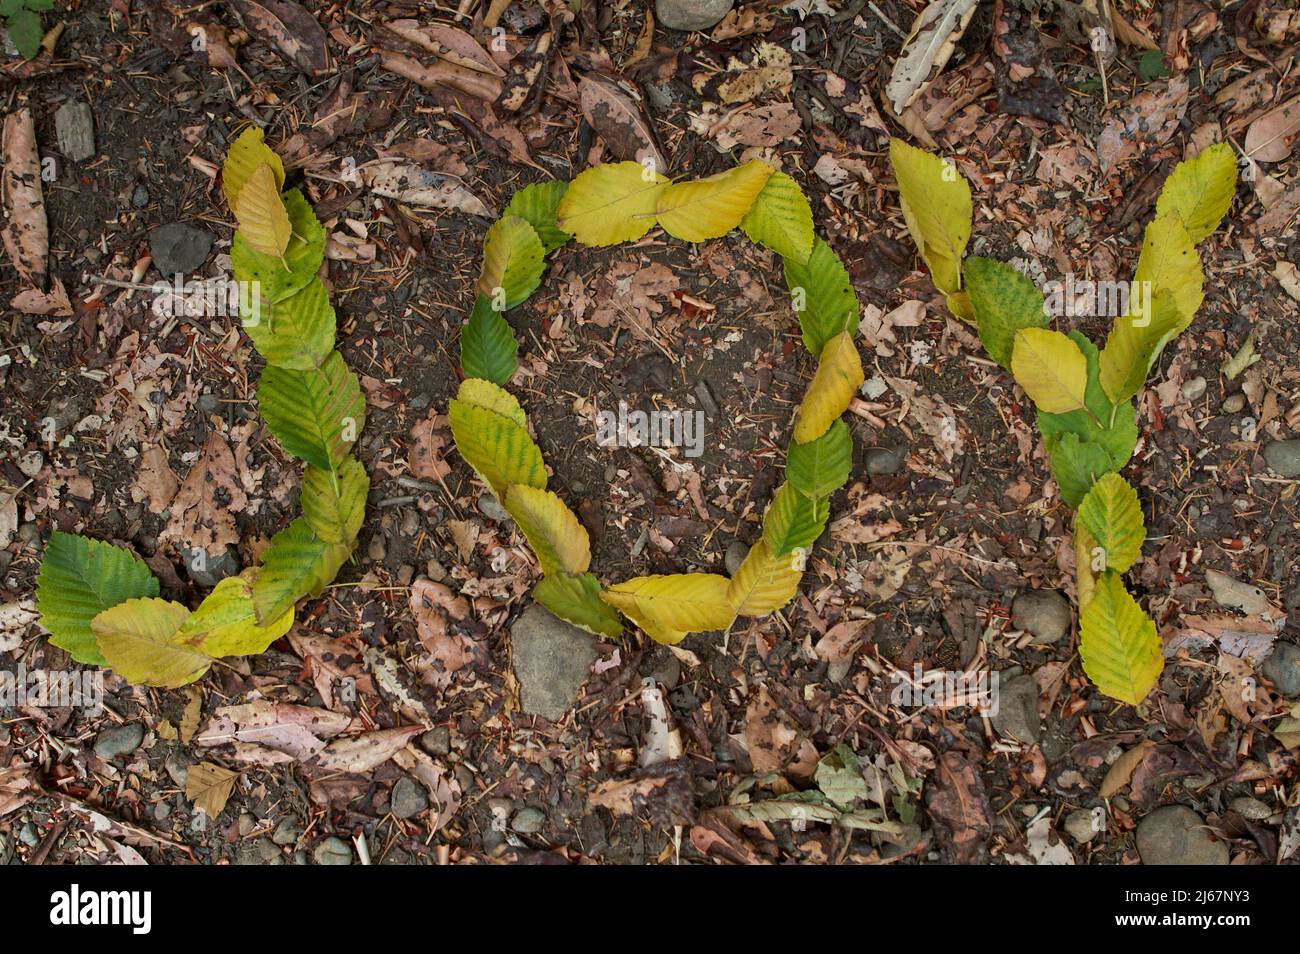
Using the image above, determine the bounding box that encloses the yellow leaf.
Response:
[173,572,295,658]
[1010,327,1088,414]
[222,126,284,211]
[793,329,864,443]
[727,539,802,616]
[448,400,546,498]
[1097,288,1181,405]
[234,163,292,258]
[888,138,972,298]
[1133,213,1202,329]
[504,485,591,575]
[456,377,528,425]
[655,160,775,243]
[601,573,736,645]
[1154,142,1237,245]
[92,598,212,688]
[555,161,668,247]
[1074,519,1100,611]
[1079,571,1163,705]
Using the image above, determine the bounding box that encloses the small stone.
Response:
[1012,589,1072,644]
[420,726,451,757]
[1181,375,1207,401]
[1230,796,1272,822]
[1222,393,1246,414]
[724,540,748,575]
[238,812,257,836]
[55,102,96,162]
[390,775,428,819]
[16,522,41,548]
[367,535,386,561]
[1263,440,1300,478]
[655,0,734,31]
[511,605,598,721]
[164,751,190,787]
[149,222,214,278]
[186,544,241,587]
[132,183,150,208]
[478,492,510,522]
[1136,805,1229,865]
[94,722,145,759]
[512,807,546,834]
[990,675,1041,744]
[312,836,353,865]
[864,446,904,476]
[271,817,302,846]
[154,801,172,822]
[19,822,39,847]
[1065,809,1100,843]
[1262,641,1300,698]
[255,838,283,862]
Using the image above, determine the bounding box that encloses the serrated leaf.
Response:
[173,572,294,658]
[1045,432,1119,509]
[1074,519,1100,611]
[230,189,325,303]
[251,518,351,624]
[741,170,814,264]
[477,215,545,309]
[1154,142,1237,244]
[454,377,528,424]
[1097,288,1181,405]
[602,573,736,645]
[504,180,572,253]
[36,532,160,666]
[793,329,864,443]
[448,401,546,499]
[535,572,622,637]
[1077,473,1144,574]
[1078,571,1163,705]
[888,138,972,300]
[234,164,292,258]
[302,457,368,544]
[786,418,852,499]
[555,161,667,246]
[92,598,211,689]
[460,295,518,385]
[783,236,859,356]
[1011,327,1088,414]
[964,256,1049,369]
[1133,213,1203,329]
[259,350,365,471]
[222,126,285,211]
[727,539,803,617]
[504,484,591,575]
[185,762,240,820]
[8,9,42,59]
[762,482,829,557]
[655,160,774,243]
[242,276,334,370]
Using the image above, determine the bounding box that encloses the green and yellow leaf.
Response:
[888,138,972,300]
[783,236,859,356]
[1097,288,1181,405]
[503,180,572,253]
[727,539,803,617]
[555,161,668,246]
[258,350,365,471]
[793,329,864,443]
[477,215,545,309]
[1078,571,1163,706]
[964,256,1049,369]
[251,518,351,625]
[504,484,591,576]
[535,572,622,637]
[602,573,736,644]
[786,418,852,499]
[242,276,335,371]
[455,377,528,424]
[741,170,814,264]
[222,126,284,211]
[1077,472,1145,574]
[173,572,294,658]
[93,598,211,689]
[302,457,369,544]
[1011,327,1088,414]
[233,163,292,258]
[1133,212,1203,328]
[655,160,774,243]
[1074,519,1100,611]
[230,189,325,303]
[762,482,829,557]
[1154,142,1237,244]
[448,401,546,499]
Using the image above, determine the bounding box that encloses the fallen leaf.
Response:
[229,0,329,75]
[1,108,48,287]
[184,762,241,819]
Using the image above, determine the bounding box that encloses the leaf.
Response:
[1244,93,1300,164]
[888,138,972,299]
[454,377,528,424]
[503,180,571,253]
[1046,432,1121,509]
[655,160,774,243]
[242,275,334,370]
[964,256,1049,369]
[762,482,829,557]
[783,236,859,356]
[740,170,814,264]
[448,400,546,499]
[727,539,802,617]
[1154,142,1237,244]
[229,0,329,75]
[1097,288,1182,405]
[7,8,42,59]
[1074,519,1100,611]
[503,485,591,575]
[250,518,351,624]
[885,0,980,114]
[1077,473,1145,574]
[301,457,369,544]
[222,126,285,211]
[555,161,667,247]
[173,573,294,658]
[460,295,519,386]
[1132,213,1203,328]
[1011,327,1088,414]
[793,329,864,443]
[258,350,365,471]
[786,418,852,499]
[36,532,160,666]
[1078,571,1163,705]
[233,163,292,257]
[477,215,545,308]
[184,762,240,820]
[230,188,325,303]
[535,572,622,638]
[92,598,211,689]
[602,573,736,645]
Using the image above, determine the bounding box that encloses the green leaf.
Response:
[460,294,518,385]
[762,482,830,557]
[786,419,852,499]
[301,457,369,544]
[7,8,42,59]
[888,138,972,299]
[741,170,814,265]
[1138,49,1170,82]
[242,276,335,370]
[1154,142,1237,244]
[258,350,365,471]
[36,531,160,666]
[1079,571,1163,705]
[783,236,859,357]
[1077,472,1145,573]
[173,573,294,658]
[1097,288,1182,405]
[503,180,572,253]
[448,398,546,499]
[250,518,351,625]
[478,215,545,309]
[964,256,1049,369]
[1044,433,1118,510]
[230,189,325,303]
[535,572,623,638]
[93,598,212,689]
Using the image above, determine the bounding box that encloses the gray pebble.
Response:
[478,492,510,522]
[390,775,428,819]
[1229,796,1272,822]
[271,817,302,846]
[724,540,749,575]
[1262,641,1300,698]
[1136,805,1229,865]
[312,836,353,865]
[1222,393,1246,414]
[864,446,904,476]
[1012,589,1072,644]
[1263,439,1300,478]
[512,807,546,834]
[655,0,734,31]
[1064,809,1100,843]
[94,722,145,759]
[990,675,1041,744]
[420,726,451,757]
[149,222,213,278]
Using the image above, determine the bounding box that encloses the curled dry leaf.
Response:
[578,75,665,173]
[2,108,48,288]
[378,49,503,102]
[229,0,329,75]
[885,0,980,115]
[361,159,492,216]
[380,20,505,76]
[308,726,422,774]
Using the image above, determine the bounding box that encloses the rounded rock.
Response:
[655,0,734,32]
[1012,589,1072,644]
[1136,805,1229,865]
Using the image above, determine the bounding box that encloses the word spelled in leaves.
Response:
[890,139,1235,705]
[35,128,368,686]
